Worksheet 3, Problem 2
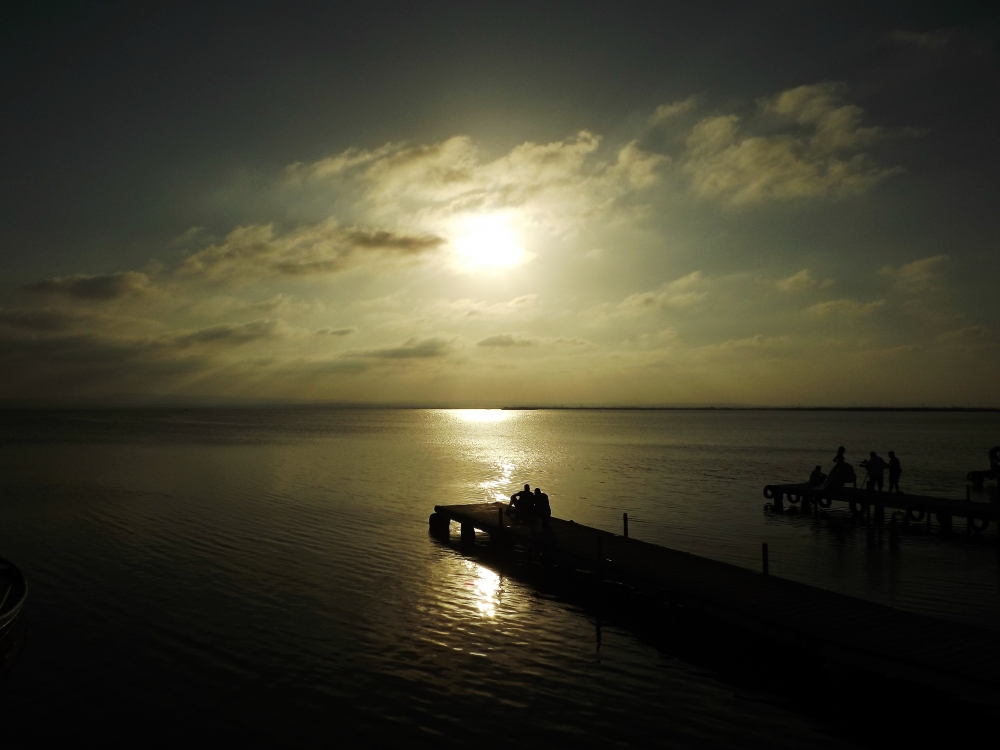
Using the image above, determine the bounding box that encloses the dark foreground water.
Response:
[1,408,998,746]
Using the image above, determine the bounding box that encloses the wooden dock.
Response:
[763,483,1000,536]
[430,503,1000,706]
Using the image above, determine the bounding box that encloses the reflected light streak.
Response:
[464,560,501,619]
[449,409,513,423]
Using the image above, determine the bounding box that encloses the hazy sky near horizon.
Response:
[2,1,998,406]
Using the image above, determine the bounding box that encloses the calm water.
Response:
[1,408,998,745]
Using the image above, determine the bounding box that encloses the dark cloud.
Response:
[344,229,445,254]
[314,327,357,336]
[477,333,538,348]
[25,271,153,300]
[356,336,454,359]
[0,308,78,332]
[160,319,292,348]
[178,221,444,281]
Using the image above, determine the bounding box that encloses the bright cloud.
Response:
[879,255,948,293]
[682,83,903,206]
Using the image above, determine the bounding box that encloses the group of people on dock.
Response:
[809,446,902,493]
[507,484,552,524]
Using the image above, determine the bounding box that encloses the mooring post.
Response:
[762,543,769,576]
[623,512,629,539]
[774,492,784,512]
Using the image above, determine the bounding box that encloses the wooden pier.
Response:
[430,503,1000,706]
[763,483,1000,536]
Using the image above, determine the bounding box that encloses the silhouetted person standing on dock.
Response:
[533,487,551,526]
[888,451,902,493]
[863,452,886,492]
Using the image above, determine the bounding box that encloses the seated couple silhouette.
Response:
[507,484,551,524]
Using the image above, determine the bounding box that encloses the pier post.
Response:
[460,522,476,547]
[937,513,953,535]
[801,494,811,514]
[774,492,784,512]
[875,504,884,527]
[623,513,629,539]
[762,543,769,576]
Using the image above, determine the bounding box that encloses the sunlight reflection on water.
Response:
[464,559,501,619]
[2,407,998,746]
[445,408,515,423]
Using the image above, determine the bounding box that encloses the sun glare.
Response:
[453,215,528,272]
[449,409,513,423]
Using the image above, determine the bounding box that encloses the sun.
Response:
[452,214,529,272]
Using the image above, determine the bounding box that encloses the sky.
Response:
[2,1,998,406]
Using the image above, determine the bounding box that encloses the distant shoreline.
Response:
[500,406,1000,412]
[1,403,998,412]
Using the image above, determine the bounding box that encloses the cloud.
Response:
[315,327,357,337]
[936,325,995,348]
[159,319,294,349]
[649,97,696,125]
[715,334,791,349]
[776,269,833,291]
[178,220,445,281]
[476,333,539,348]
[879,255,947,293]
[618,271,707,314]
[682,82,903,206]
[26,271,154,300]
[0,308,79,332]
[353,336,454,359]
[430,294,540,320]
[807,298,885,316]
[286,131,667,232]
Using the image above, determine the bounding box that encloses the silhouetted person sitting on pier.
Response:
[861,452,886,492]
[823,459,856,490]
[888,451,902,493]
[809,466,826,487]
[533,487,551,525]
[508,484,534,517]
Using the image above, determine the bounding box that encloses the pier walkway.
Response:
[431,502,1000,706]
[763,483,1000,535]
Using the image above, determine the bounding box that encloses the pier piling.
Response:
[460,522,476,546]
[623,513,629,539]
